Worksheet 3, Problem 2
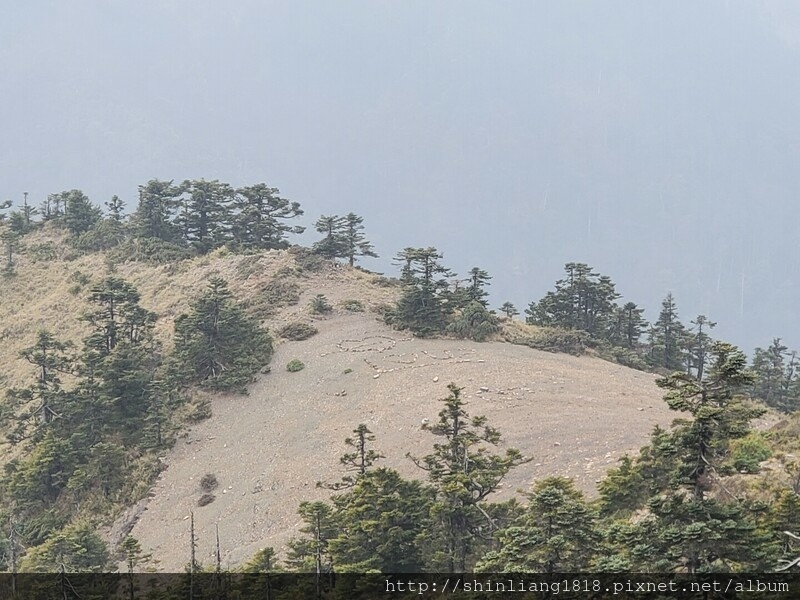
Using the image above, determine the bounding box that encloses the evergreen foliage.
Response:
[525,262,620,339]
[499,301,519,319]
[387,247,454,337]
[446,301,500,342]
[231,183,304,251]
[328,468,433,572]
[751,338,800,412]
[173,277,273,391]
[648,293,689,371]
[408,383,529,571]
[477,477,600,572]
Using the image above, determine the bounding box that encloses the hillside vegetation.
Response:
[1,182,799,579]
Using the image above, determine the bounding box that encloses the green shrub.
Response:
[510,327,588,355]
[343,368,353,374]
[446,301,500,342]
[286,359,305,372]
[597,344,649,371]
[310,294,333,314]
[236,255,263,280]
[109,238,193,265]
[278,322,318,341]
[729,433,772,474]
[263,279,301,306]
[289,246,326,272]
[341,299,365,312]
[26,241,58,263]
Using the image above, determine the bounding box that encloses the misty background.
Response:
[2,0,799,354]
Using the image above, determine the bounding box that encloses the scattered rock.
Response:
[554,442,561,446]
[373,373,380,379]
[480,386,489,392]
[433,376,439,382]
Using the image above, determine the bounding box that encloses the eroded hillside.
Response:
[124,312,677,570]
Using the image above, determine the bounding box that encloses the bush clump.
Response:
[310,294,333,314]
[341,299,365,312]
[288,246,327,272]
[200,473,219,492]
[198,493,216,507]
[286,359,305,372]
[729,433,772,474]
[278,322,319,341]
[511,327,588,355]
[446,301,500,342]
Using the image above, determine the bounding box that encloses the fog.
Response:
[2,1,799,353]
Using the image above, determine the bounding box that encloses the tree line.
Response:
[0,274,272,572]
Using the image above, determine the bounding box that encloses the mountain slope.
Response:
[125,311,675,571]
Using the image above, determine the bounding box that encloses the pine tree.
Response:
[174,277,273,391]
[131,179,182,243]
[105,195,125,222]
[178,179,234,254]
[648,293,688,371]
[499,302,519,319]
[409,383,529,571]
[633,342,775,572]
[526,263,620,339]
[6,332,74,442]
[341,212,377,267]
[62,190,101,236]
[446,301,500,342]
[311,215,347,260]
[751,338,798,411]
[465,267,491,308]
[608,302,648,349]
[476,477,600,572]
[318,424,384,490]
[1,228,19,277]
[688,315,716,380]
[286,502,336,575]
[328,468,433,572]
[231,184,304,250]
[388,247,454,337]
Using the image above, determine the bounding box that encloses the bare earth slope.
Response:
[128,312,674,571]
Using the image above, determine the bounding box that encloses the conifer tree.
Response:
[388,247,454,337]
[608,302,648,349]
[62,190,101,236]
[341,212,377,267]
[499,302,519,319]
[231,184,304,250]
[174,277,273,391]
[6,332,74,442]
[688,315,716,380]
[131,179,183,243]
[178,179,234,253]
[105,195,125,222]
[464,267,491,308]
[631,342,775,572]
[526,263,620,339]
[409,383,529,571]
[476,477,600,572]
[1,228,19,277]
[311,215,347,260]
[751,338,799,411]
[286,502,336,575]
[328,467,433,572]
[318,424,384,490]
[648,293,688,371]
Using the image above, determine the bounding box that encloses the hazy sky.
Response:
[2,1,799,353]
